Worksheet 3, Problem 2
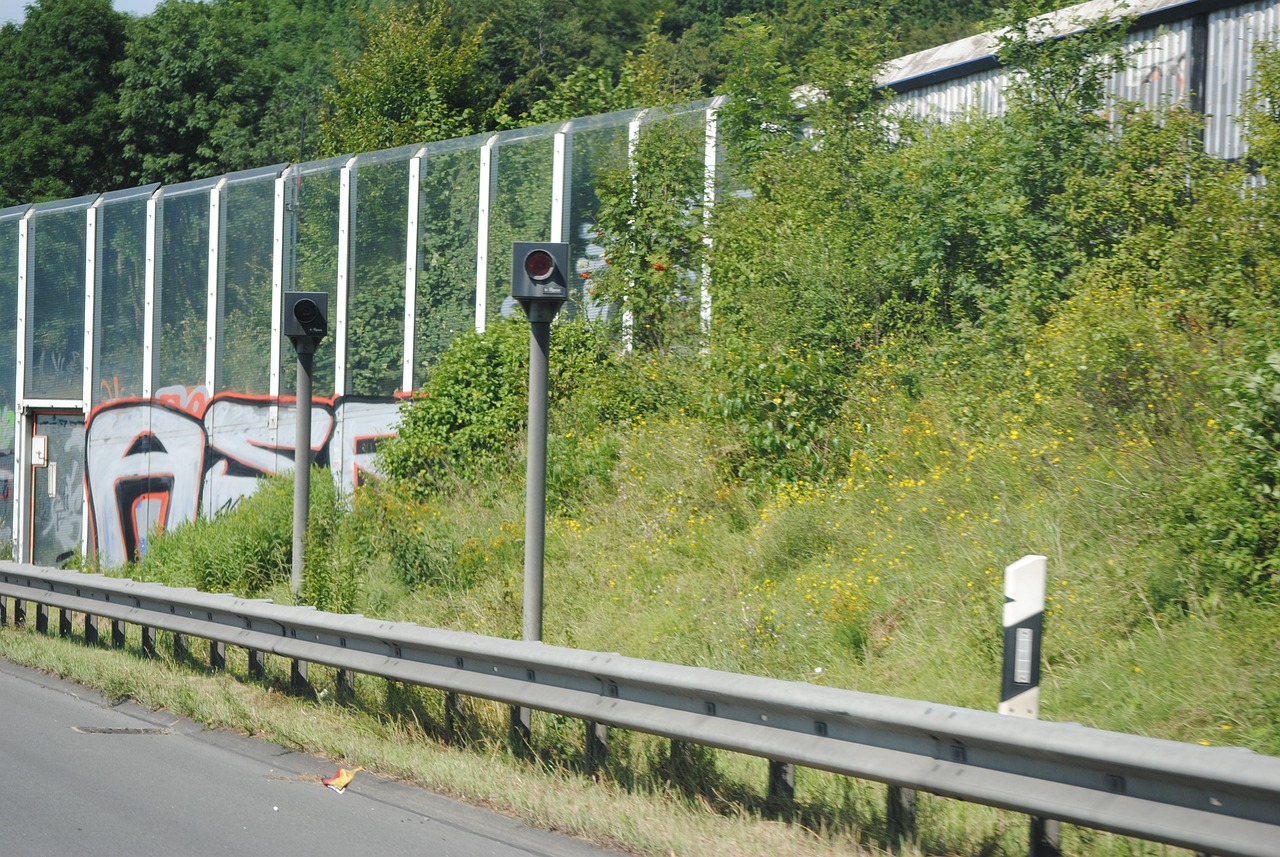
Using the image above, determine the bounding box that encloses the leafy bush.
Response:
[589,114,709,354]
[378,316,616,498]
[1172,343,1280,599]
[135,468,348,607]
[711,341,852,485]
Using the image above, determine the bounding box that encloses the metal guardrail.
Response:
[2,561,1279,857]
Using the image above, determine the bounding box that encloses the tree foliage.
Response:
[320,1,497,154]
[457,0,665,119]
[118,0,368,184]
[0,0,1005,199]
[0,0,129,204]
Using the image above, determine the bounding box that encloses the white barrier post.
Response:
[1001,555,1060,857]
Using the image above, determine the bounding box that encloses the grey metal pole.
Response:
[510,242,567,754]
[513,303,558,754]
[291,343,314,600]
[522,313,553,643]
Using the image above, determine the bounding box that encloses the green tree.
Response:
[117,0,249,183]
[117,0,363,185]
[521,13,711,122]
[459,0,662,120]
[0,0,129,204]
[320,1,498,155]
[709,7,897,354]
[588,114,709,353]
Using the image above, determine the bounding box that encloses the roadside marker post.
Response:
[1001,554,1060,857]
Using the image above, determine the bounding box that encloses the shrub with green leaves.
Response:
[589,115,709,354]
[710,341,852,485]
[1173,345,1280,599]
[134,468,353,610]
[378,316,616,498]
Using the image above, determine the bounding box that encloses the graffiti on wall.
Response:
[1134,53,1188,101]
[86,386,402,567]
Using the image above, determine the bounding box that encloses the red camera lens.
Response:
[524,249,555,282]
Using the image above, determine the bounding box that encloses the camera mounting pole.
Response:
[509,241,569,750]
[283,291,329,601]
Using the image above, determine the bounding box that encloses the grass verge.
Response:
[1,608,1244,857]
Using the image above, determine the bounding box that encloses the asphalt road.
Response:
[0,656,625,857]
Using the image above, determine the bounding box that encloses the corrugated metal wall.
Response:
[1207,0,1280,158]
[890,0,1280,158]
[1114,21,1193,110]
[892,68,1008,123]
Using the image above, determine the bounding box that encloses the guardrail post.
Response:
[35,602,48,633]
[248,648,264,679]
[58,606,71,637]
[210,640,225,671]
[336,668,355,699]
[13,598,25,626]
[291,658,310,692]
[84,613,98,645]
[887,784,917,843]
[1031,819,1062,857]
[111,618,125,648]
[510,704,532,758]
[768,760,795,812]
[445,691,465,743]
[585,721,608,772]
[141,625,157,658]
[1,594,7,625]
[173,632,188,661]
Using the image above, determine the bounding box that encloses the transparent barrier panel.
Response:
[348,154,409,396]
[27,200,91,400]
[155,185,212,394]
[283,160,342,397]
[0,214,16,547]
[485,129,556,324]
[95,190,152,405]
[218,174,277,395]
[414,142,481,386]
[565,116,631,321]
[629,109,708,353]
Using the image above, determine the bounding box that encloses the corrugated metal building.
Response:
[880,0,1280,159]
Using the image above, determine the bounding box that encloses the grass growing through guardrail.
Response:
[1,618,1230,857]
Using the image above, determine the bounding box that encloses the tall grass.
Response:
[56,284,1274,857]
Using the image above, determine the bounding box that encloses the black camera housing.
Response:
[283,291,329,341]
[511,242,569,302]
